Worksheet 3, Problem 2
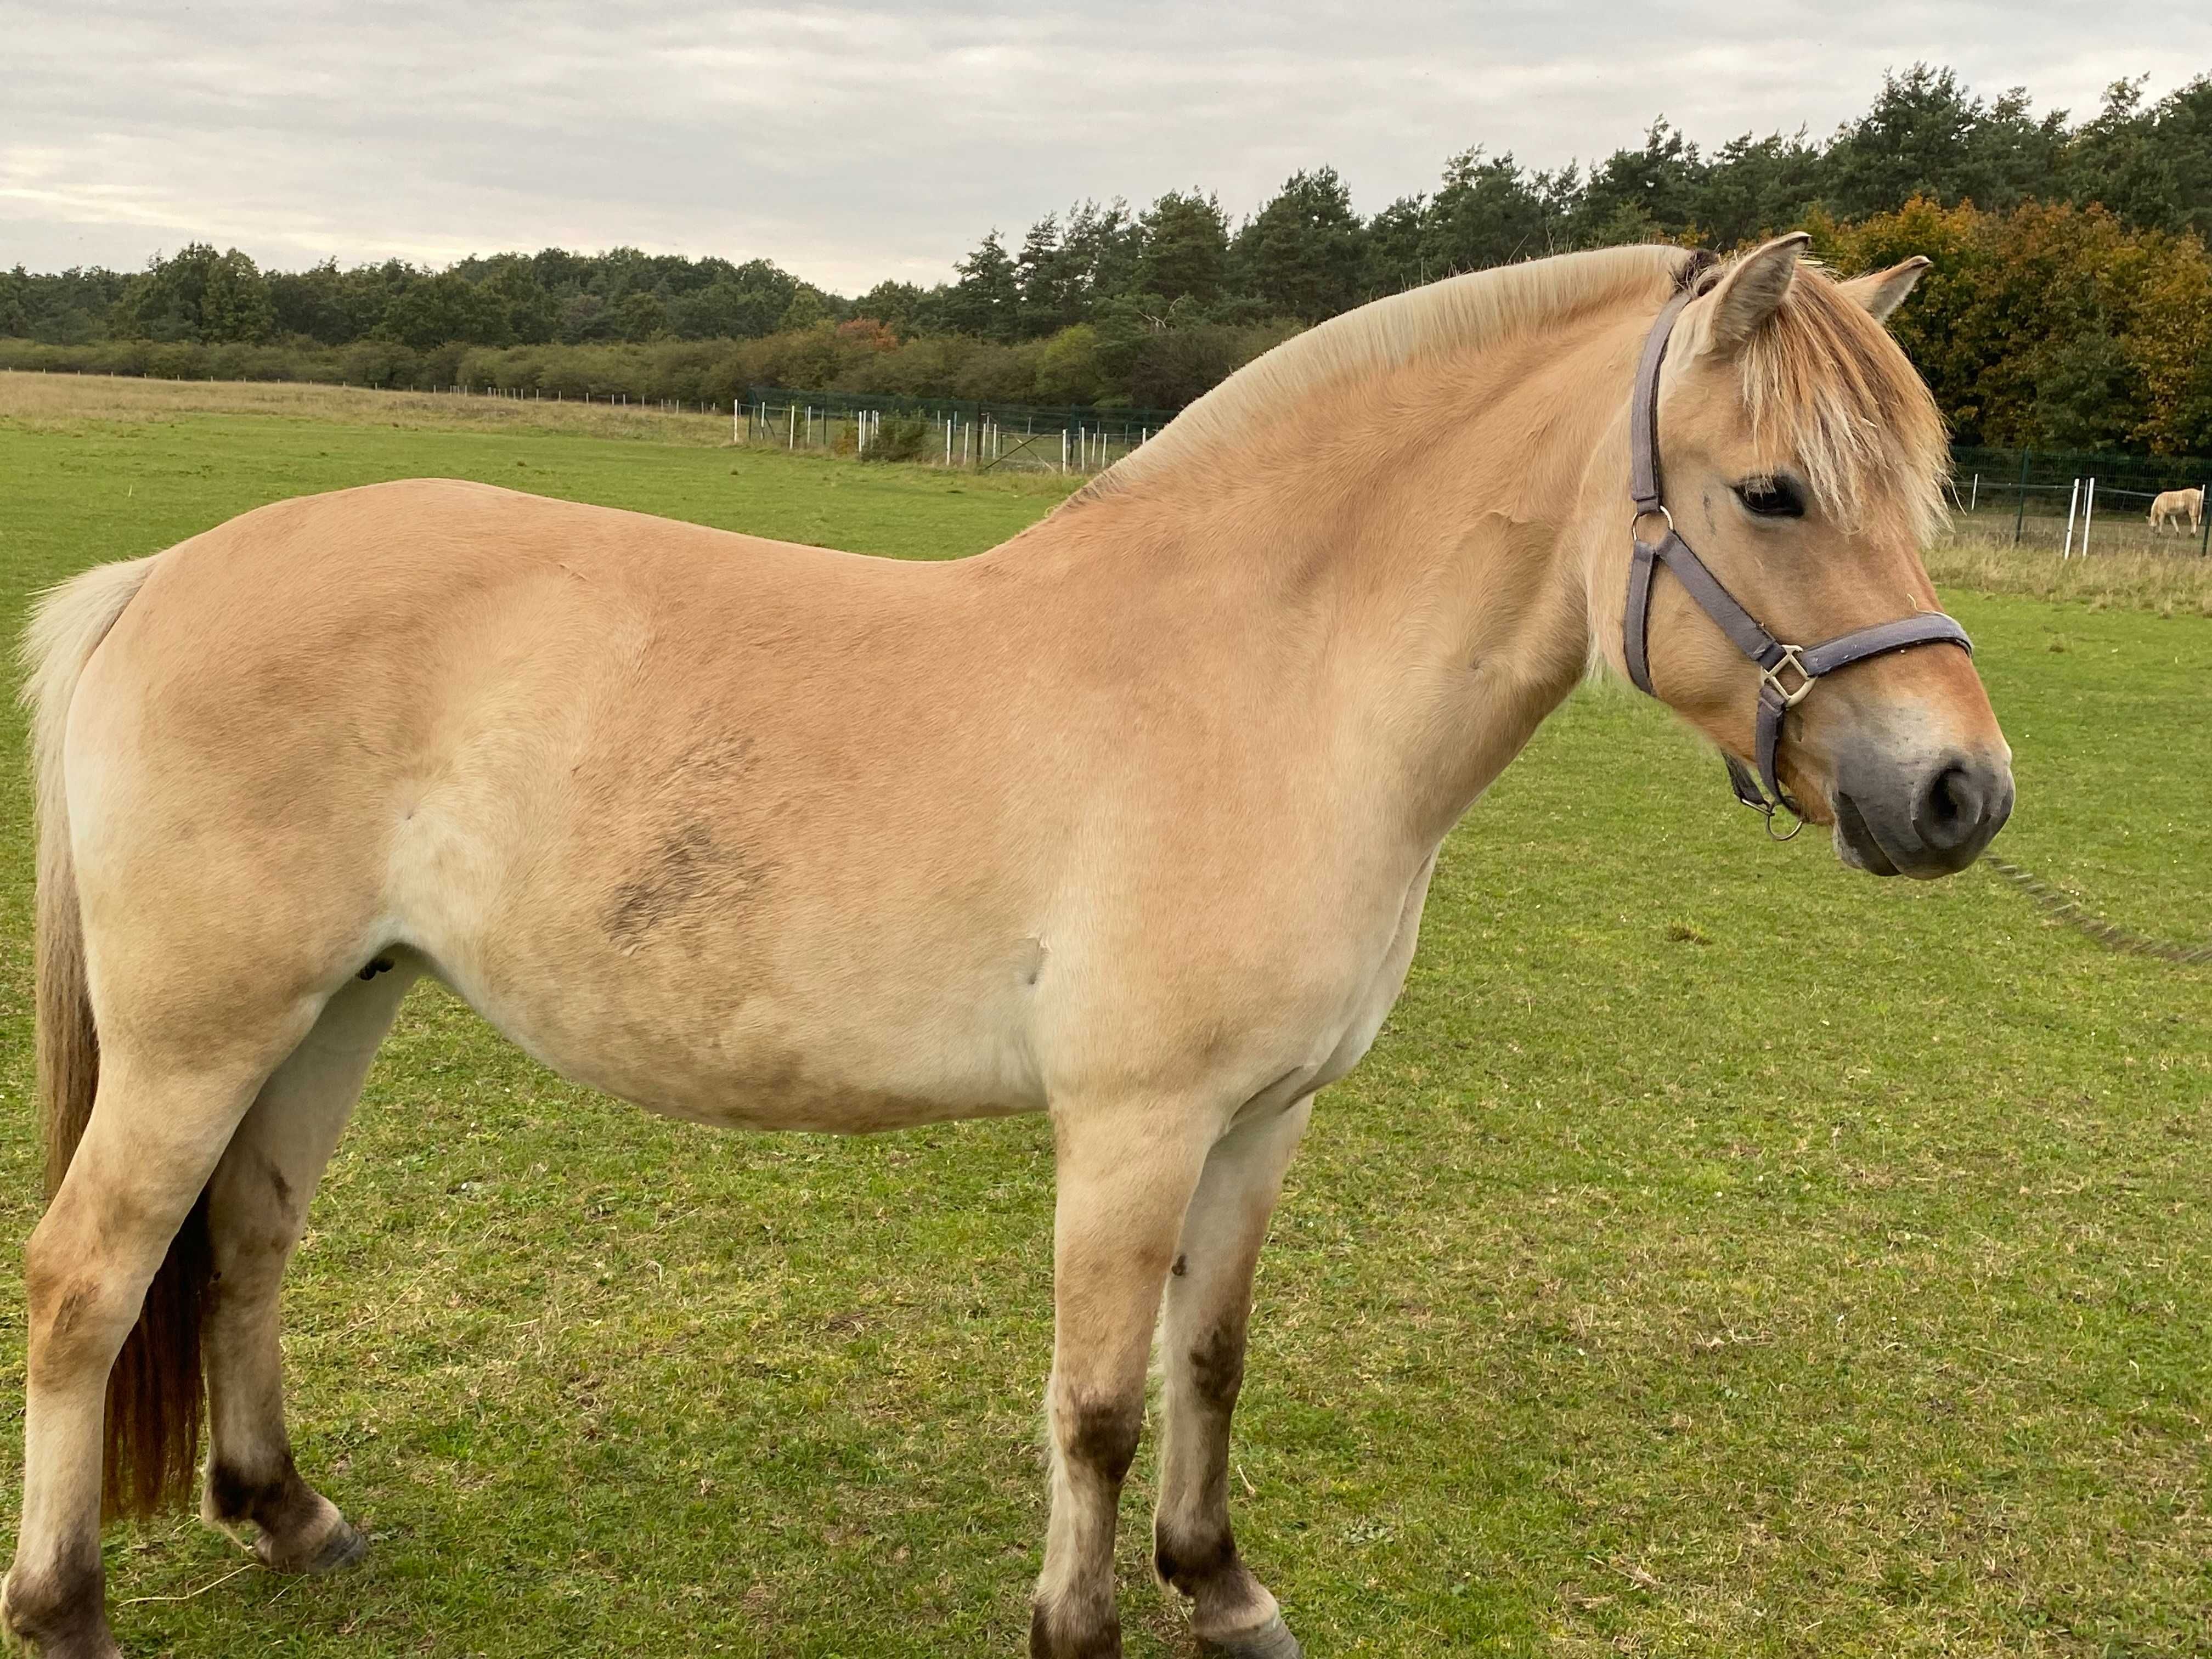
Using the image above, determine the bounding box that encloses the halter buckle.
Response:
[1761,646,1816,708]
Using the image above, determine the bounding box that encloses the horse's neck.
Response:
[1028,306,1638,848]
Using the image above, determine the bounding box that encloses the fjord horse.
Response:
[2149,486,2203,534]
[5,236,2010,1657]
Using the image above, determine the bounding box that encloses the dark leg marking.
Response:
[259,1149,294,1215]
[1030,1389,1143,1659]
[207,1454,366,1575]
[1159,1316,1282,1639]
[1186,1316,1246,1412]
[1154,1522,1238,1594]
[2,1532,109,1656]
[1062,1389,1142,1488]
[1029,1599,1124,1659]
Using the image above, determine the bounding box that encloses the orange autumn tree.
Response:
[1812,196,2212,454]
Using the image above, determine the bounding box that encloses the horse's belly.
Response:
[432,938,1048,1134]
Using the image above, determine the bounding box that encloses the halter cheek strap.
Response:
[1622,276,1973,835]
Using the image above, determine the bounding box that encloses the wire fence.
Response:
[733,388,1170,475]
[1947,446,2211,558]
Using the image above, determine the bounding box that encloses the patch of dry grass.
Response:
[1928,528,2212,617]
[0,368,736,444]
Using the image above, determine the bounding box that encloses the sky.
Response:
[4,2,2208,293]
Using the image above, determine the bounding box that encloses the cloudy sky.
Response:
[4,2,2206,292]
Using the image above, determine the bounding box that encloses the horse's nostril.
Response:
[1915,763,1983,850]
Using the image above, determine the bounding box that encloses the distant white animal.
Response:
[2148,487,2202,534]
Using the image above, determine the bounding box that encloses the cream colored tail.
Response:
[18,553,207,1517]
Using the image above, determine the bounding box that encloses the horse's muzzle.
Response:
[1832,749,2013,878]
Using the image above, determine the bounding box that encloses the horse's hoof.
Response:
[1199,1612,1301,1659]
[257,1517,369,1577]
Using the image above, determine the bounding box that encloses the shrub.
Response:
[861,416,932,463]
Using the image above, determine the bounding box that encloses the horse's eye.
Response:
[1735,477,1805,519]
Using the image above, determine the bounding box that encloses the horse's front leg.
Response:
[1031,1097,1216,1659]
[1153,1101,1311,1658]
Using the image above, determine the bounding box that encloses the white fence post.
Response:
[2082,476,2097,556]
[2062,477,2082,558]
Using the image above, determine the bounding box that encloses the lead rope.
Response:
[1981,853,2212,966]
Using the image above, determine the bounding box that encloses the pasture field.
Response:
[0,385,2207,1657]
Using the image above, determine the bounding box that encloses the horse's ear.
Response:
[1838,255,1932,323]
[1702,233,1810,356]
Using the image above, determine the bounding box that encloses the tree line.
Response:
[5,66,2211,450]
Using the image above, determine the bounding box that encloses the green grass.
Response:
[0,403,2207,1657]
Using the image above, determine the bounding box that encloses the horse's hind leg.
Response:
[200,969,413,1572]
[5,1041,303,1658]
[1153,1102,1311,1658]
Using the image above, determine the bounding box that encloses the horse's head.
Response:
[1600,234,2012,878]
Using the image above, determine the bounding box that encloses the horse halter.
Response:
[1622,276,1973,839]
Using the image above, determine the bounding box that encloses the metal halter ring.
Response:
[1760,645,1816,708]
[1630,504,1674,544]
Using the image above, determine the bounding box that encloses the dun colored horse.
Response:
[5,235,2011,1658]
[2149,486,2203,534]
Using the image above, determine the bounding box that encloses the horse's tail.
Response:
[20,553,207,1518]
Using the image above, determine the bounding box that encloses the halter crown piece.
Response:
[1622,270,1973,839]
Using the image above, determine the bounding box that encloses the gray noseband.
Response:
[1622,273,1973,837]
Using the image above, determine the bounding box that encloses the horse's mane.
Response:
[1088,244,1681,504]
[1085,241,1949,544]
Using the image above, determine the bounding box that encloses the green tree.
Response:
[479,258,559,345]
[1015,213,1085,339]
[1032,323,1104,403]
[850,279,933,337]
[943,230,1020,340]
[1421,149,1556,272]
[777,286,832,334]
[1230,167,1367,323]
[115,244,274,343]
[1822,65,2066,218]
[1133,191,1229,313]
[1060,199,1142,310]
[380,270,502,351]
[614,290,669,342]
[0,267,28,337]
[1363,195,1430,294]
[1690,131,1825,246]
[268,259,366,344]
[1572,121,1707,243]
[2065,76,2212,238]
